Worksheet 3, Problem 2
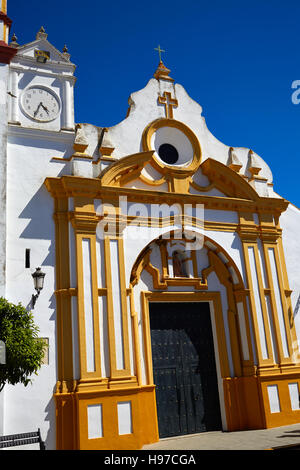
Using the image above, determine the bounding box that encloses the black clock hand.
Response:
[41,103,49,115]
[34,102,42,117]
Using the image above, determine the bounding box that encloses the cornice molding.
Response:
[44,174,289,215]
[9,62,76,79]
[8,125,75,142]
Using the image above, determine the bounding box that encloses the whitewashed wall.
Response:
[3,129,74,448]
[280,203,300,350]
[0,62,10,436]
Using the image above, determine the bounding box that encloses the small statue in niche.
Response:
[172,250,188,277]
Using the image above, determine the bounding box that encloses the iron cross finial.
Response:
[154,44,165,62]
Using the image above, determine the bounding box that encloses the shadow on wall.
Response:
[19,183,55,243]
[18,182,57,449]
[294,295,300,317]
[19,183,56,308]
[44,395,56,449]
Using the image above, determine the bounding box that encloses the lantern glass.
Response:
[32,267,45,291]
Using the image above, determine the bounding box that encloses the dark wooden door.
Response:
[149,302,222,438]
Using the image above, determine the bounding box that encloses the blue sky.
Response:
[8,0,300,206]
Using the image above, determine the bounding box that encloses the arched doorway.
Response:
[130,231,250,437]
[149,300,222,438]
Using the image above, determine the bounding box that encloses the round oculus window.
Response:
[150,125,194,167]
[158,143,179,165]
[143,118,202,174]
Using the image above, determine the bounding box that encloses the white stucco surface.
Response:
[0,63,9,437]
[3,128,74,447]
[0,64,9,300]
[92,77,274,187]
[280,203,300,349]
[2,28,300,449]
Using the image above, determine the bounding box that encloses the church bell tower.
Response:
[0,0,17,297]
[0,0,17,436]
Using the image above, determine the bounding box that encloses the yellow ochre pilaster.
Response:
[70,196,103,385]
[52,196,77,449]
[238,211,275,370]
[257,211,295,368]
[102,197,135,387]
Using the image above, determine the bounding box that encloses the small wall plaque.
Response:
[0,340,6,365]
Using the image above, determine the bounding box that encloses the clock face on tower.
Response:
[20,85,61,122]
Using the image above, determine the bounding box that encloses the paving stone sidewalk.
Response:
[142,423,300,450]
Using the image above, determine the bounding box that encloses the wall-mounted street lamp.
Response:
[31,267,46,309]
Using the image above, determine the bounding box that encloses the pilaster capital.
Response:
[69,210,99,234]
[237,224,258,242]
[259,227,280,243]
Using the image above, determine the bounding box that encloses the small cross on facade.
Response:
[154,44,165,62]
[158,91,178,119]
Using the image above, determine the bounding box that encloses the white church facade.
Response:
[1,2,300,450]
